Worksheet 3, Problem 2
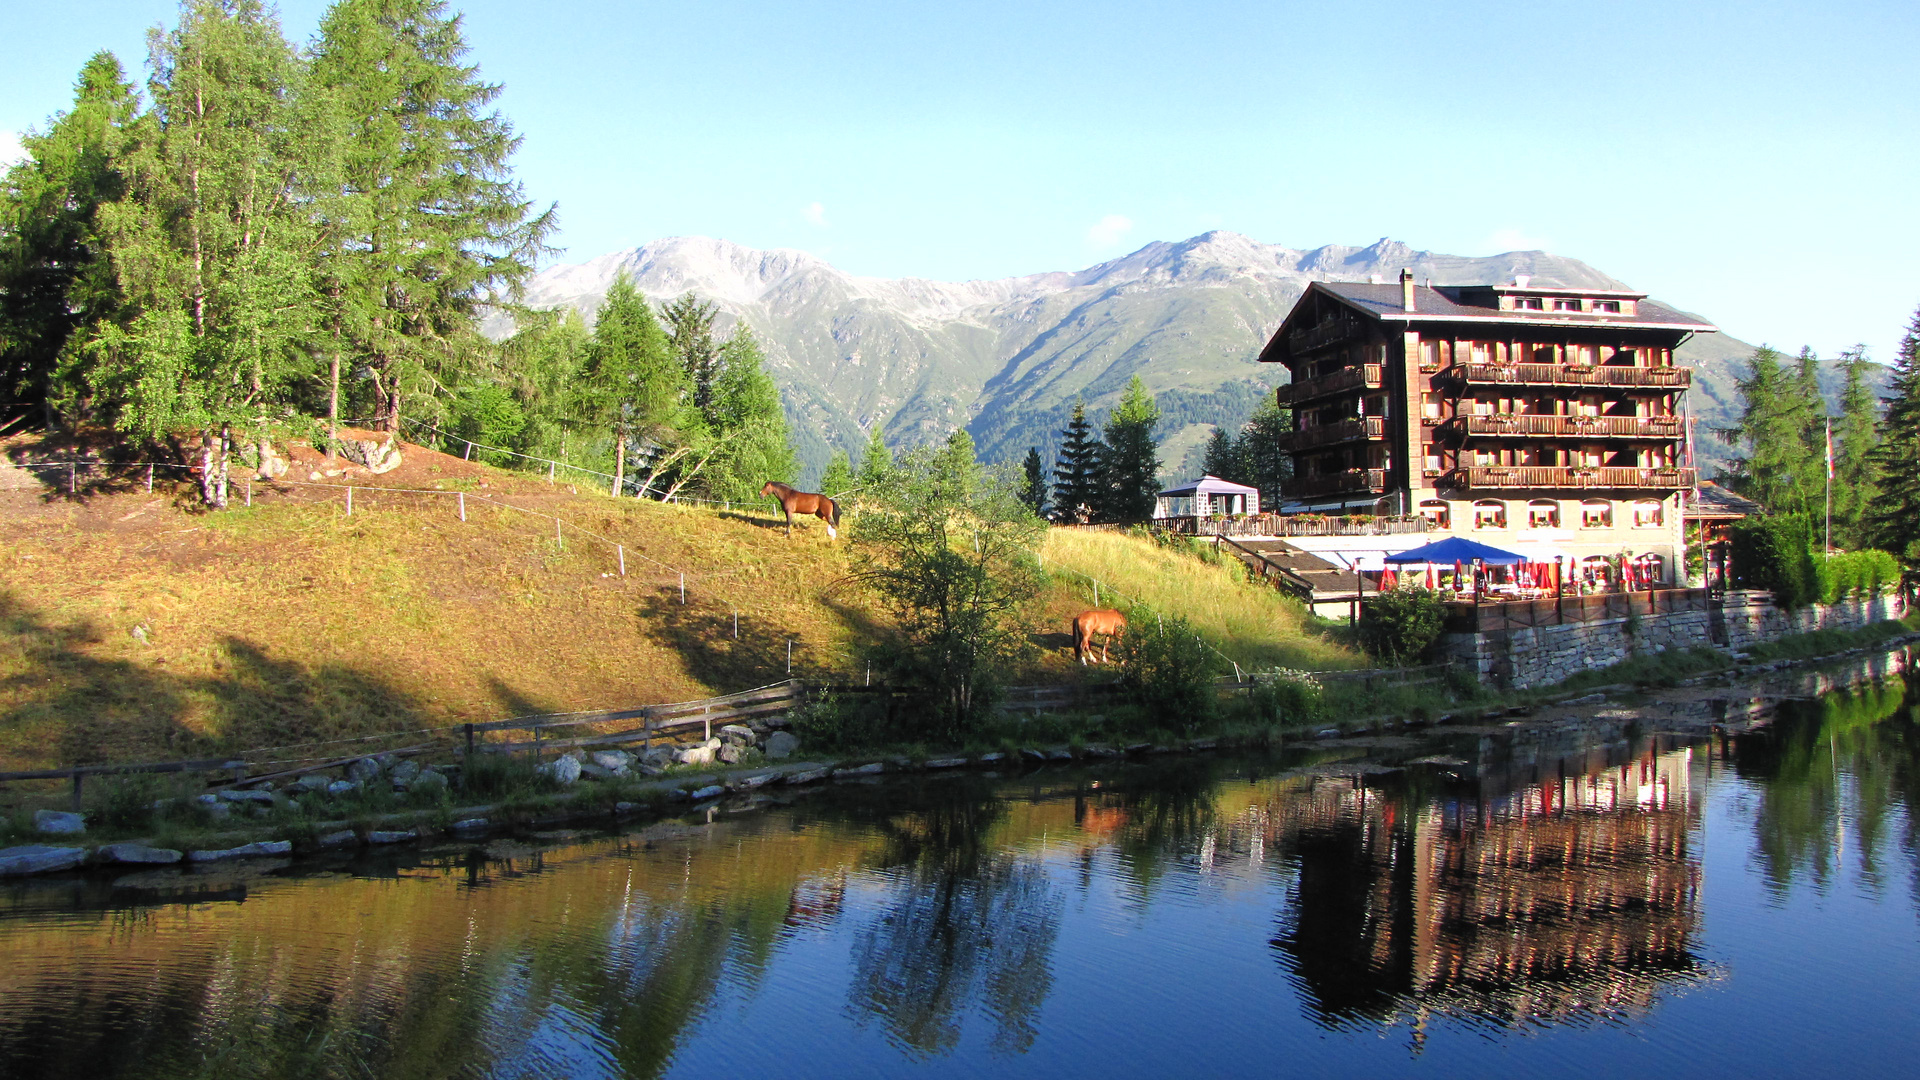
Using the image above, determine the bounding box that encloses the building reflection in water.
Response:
[1267,740,1709,1037]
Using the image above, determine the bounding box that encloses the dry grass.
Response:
[1036,528,1363,672]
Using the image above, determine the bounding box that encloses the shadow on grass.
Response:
[633,589,821,690]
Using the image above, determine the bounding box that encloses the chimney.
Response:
[1513,274,1531,288]
[1399,268,1415,312]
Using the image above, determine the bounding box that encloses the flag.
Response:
[1825,418,1834,479]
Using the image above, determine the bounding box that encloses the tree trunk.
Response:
[198,428,230,509]
[612,430,626,497]
[327,346,340,462]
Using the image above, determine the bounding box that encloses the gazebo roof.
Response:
[1157,474,1259,499]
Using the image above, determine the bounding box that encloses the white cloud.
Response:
[0,132,25,169]
[1087,214,1134,248]
[803,201,829,228]
[1482,227,1551,253]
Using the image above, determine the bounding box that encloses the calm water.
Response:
[5,654,1920,1079]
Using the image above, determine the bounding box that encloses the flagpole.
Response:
[1825,417,1833,555]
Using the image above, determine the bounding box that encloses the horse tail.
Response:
[829,497,840,527]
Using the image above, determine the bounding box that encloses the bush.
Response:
[787,690,895,752]
[1115,610,1224,729]
[1357,585,1446,663]
[1731,514,1817,607]
[1816,549,1902,603]
[1247,672,1323,726]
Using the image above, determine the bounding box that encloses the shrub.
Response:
[1816,549,1902,603]
[1247,672,1323,726]
[1115,610,1224,729]
[1731,514,1816,607]
[787,690,894,752]
[1357,585,1446,663]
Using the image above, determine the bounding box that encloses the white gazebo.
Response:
[1154,475,1260,520]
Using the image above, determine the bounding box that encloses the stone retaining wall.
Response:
[1438,589,1908,689]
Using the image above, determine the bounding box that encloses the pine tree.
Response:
[310,0,556,435]
[1100,375,1161,524]
[1201,425,1245,484]
[1242,398,1291,512]
[856,424,893,488]
[820,449,854,497]
[1052,399,1103,523]
[579,273,677,494]
[1720,345,1819,514]
[1865,305,1920,561]
[1020,446,1049,518]
[90,0,325,506]
[499,304,589,462]
[1788,347,1829,516]
[660,293,720,410]
[699,323,795,502]
[0,52,140,423]
[1832,345,1881,547]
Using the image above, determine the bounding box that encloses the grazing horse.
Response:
[1072,608,1127,665]
[761,481,840,539]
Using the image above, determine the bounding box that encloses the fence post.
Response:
[680,573,685,604]
[618,545,626,576]
[69,461,75,494]
[245,479,251,507]
[533,725,542,765]
[346,486,353,516]
[733,608,738,639]
[787,639,793,674]
[70,772,83,812]
[464,441,472,461]
[555,518,562,550]
[459,492,466,522]
[549,461,555,483]
[464,723,475,758]
[146,463,154,493]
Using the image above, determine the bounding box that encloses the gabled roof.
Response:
[1687,480,1765,519]
[1259,281,1718,364]
[1158,474,1259,498]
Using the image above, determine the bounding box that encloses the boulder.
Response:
[95,843,182,865]
[579,762,613,780]
[450,818,489,832]
[718,724,757,747]
[387,760,421,788]
[219,789,273,804]
[346,757,383,783]
[783,767,829,785]
[366,831,412,845]
[188,840,293,862]
[834,762,885,777]
[316,830,358,848]
[327,780,362,797]
[0,845,87,876]
[537,755,582,785]
[764,732,800,760]
[688,785,726,801]
[254,439,290,480]
[290,775,332,795]
[338,433,402,474]
[591,751,633,770]
[674,744,715,767]
[410,769,448,792]
[923,757,968,769]
[33,810,86,835]
[716,744,743,765]
[640,748,676,769]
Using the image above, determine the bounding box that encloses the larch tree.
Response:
[1720,345,1819,514]
[310,0,556,438]
[661,292,721,410]
[1099,375,1161,524]
[856,424,893,488]
[1241,397,1291,512]
[0,52,141,426]
[90,0,326,507]
[1051,399,1102,523]
[579,272,677,495]
[1865,305,1920,562]
[1831,345,1881,547]
[819,449,854,497]
[698,323,795,503]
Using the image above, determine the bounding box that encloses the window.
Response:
[1553,298,1582,312]
[1516,296,1543,310]
[1528,500,1560,528]
[1419,500,1451,529]
[1635,553,1666,584]
[1580,499,1613,528]
[1633,499,1665,527]
[1594,300,1621,313]
[1474,500,1507,529]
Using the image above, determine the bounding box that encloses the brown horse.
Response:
[762,481,840,539]
[1072,608,1127,665]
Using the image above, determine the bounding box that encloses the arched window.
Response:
[1632,499,1665,527]
[1418,500,1451,530]
[1580,499,1613,528]
[1635,553,1666,585]
[1473,500,1507,529]
[1527,499,1560,528]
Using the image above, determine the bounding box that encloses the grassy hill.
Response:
[0,435,1363,772]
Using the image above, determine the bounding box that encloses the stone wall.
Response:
[1437,589,1907,689]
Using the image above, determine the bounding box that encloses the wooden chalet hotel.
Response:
[1258,271,1710,585]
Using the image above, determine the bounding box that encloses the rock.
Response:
[254,439,290,480]
[219,789,273,804]
[536,755,582,785]
[592,751,632,770]
[613,801,641,814]
[339,433,402,474]
[1124,743,1152,754]
[95,843,182,865]
[290,775,332,794]
[1187,739,1218,751]
[579,762,613,780]
[346,758,383,783]
[410,769,448,792]
[674,744,716,766]
[1564,693,1608,705]
[327,780,362,797]
[718,724,757,746]
[33,810,87,835]
[641,748,676,769]
[365,831,412,845]
[202,803,232,821]
[1316,728,1340,738]
[451,818,489,831]
[1048,749,1074,761]
[387,760,421,787]
[689,785,726,801]
[316,830,358,848]
[728,772,775,792]
[196,793,221,807]
[782,767,829,785]
[835,762,885,777]
[0,845,87,876]
[1021,749,1048,763]
[188,840,293,862]
[924,757,967,769]
[764,732,800,760]
[716,744,743,765]
[1083,745,1122,759]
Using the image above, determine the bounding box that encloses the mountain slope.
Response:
[509,232,1775,482]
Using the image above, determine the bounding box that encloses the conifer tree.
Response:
[0,52,140,423]
[579,273,677,494]
[1052,399,1102,523]
[699,323,795,502]
[1866,305,1920,562]
[661,293,720,410]
[90,0,326,506]
[499,305,589,461]
[1241,398,1292,512]
[1831,345,1881,546]
[1201,425,1245,483]
[310,0,555,435]
[1020,446,1049,518]
[1720,345,1821,514]
[856,424,893,488]
[820,449,854,497]
[1100,375,1161,523]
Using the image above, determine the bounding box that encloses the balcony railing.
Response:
[1275,416,1385,452]
[1443,465,1697,490]
[1276,364,1382,406]
[1448,415,1684,439]
[1287,319,1353,355]
[1453,363,1691,389]
[1287,468,1388,499]
[1157,513,1428,537]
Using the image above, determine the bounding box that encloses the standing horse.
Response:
[1072,609,1127,665]
[762,481,840,539]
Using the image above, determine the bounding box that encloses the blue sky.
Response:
[4,0,1917,362]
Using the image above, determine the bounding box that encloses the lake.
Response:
[3,650,1918,1078]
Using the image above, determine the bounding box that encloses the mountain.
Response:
[506,232,1774,484]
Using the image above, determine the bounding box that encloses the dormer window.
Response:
[1594,300,1621,313]
[1515,297,1543,310]
[1552,298,1582,312]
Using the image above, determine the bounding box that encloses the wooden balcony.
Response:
[1275,416,1385,452]
[1276,364,1382,406]
[1443,465,1697,491]
[1287,468,1387,499]
[1449,415,1684,439]
[1453,363,1691,389]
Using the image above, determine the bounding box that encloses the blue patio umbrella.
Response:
[1382,536,1527,566]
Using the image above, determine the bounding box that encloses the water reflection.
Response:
[0,652,1915,1077]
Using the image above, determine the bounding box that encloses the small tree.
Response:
[1866,304,1920,560]
[1114,610,1223,728]
[851,442,1045,738]
[1051,399,1102,523]
[1832,345,1881,546]
[1020,446,1049,518]
[856,423,893,488]
[820,449,854,497]
[1100,375,1161,523]
[1357,585,1446,663]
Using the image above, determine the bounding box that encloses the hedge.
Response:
[1731,514,1899,607]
